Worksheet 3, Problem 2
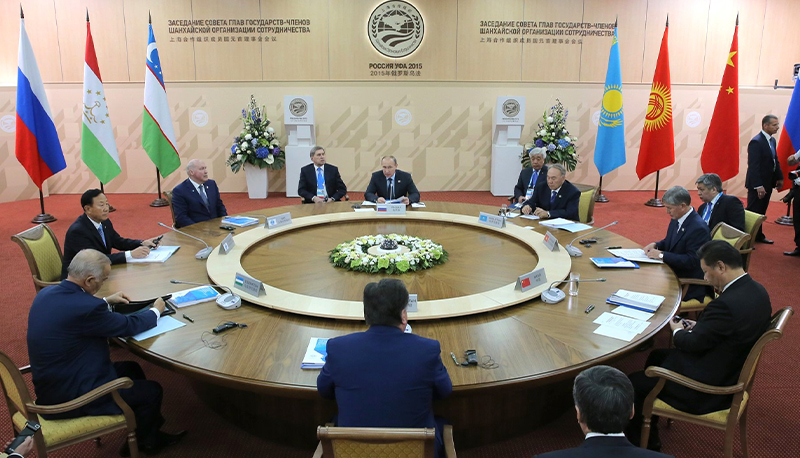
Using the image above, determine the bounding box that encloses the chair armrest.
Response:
[678,278,711,287]
[739,248,753,255]
[32,278,59,289]
[444,424,457,458]
[18,365,31,375]
[26,377,134,415]
[644,366,744,395]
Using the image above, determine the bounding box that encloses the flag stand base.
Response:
[645,198,664,207]
[150,198,169,208]
[32,213,56,224]
[776,216,793,226]
[108,204,116,212]
[595,194,609,203]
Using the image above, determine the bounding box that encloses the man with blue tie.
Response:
[513,147,548,205]
[298,146,347,203]
[745,115,783,243]
[364,156,420,205]
[695,173,745,231]
[521,163,580,220]
[171,159,227,228]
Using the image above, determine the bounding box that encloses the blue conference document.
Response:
[301,337,329,369]
[590,257,639,269]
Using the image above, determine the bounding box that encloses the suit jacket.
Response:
[27,280,157,418]
[654,210,711,302]
[61,214,142,279]
[745,133,782,190]
[536,435,673,457]
[364,170,420,203]
[659,275,771,414]
[171,178,227,228]
[697,194,745,232]
[522,179,581,221]
[513,165,548,201]
[298,163,347,203]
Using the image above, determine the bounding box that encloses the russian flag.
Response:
[16,17,66,189]
[777,77,800,190]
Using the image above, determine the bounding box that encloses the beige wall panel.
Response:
[520,0,583,82]
[192,0,262,81]
[580,0,647,83]
[258,0,329,81]
[329,0,387,80]
[123,0,197,82]
[703,0,765,86]
[457,0,523,81]
[0,0,63,84]
[757,0,800,86]
[397,0,457,81]
[642,0,710,85]
[54,0,129,83]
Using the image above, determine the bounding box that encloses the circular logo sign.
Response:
[685,111,702,128]
[502,99,520,117]
[368,1,424,59]
[0,115,15,133]
[191,110,208,127]
[591,111,601,127]
[394,108,412,126]
[289,98,308,117]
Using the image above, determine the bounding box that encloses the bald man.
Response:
[171,159,227,228]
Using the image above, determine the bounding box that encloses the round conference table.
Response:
[100,201,681,448]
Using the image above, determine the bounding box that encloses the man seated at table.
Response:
[298,146,347,203]
[536,365,671,458]
[513,147,548,205]
[521,163,580,220]
[29,249,186,456]
[643,186,711,302]
[61,189,159,279]
[317,279,452,457]
[364,156,420,205]
[171,159,227,228]
[695,173,745,231]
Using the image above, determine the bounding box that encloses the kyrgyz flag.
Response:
[594,26,626,176]
[776,76,800,191]
[636,21,674,180]
[81,15,121,184]
[701,20,739,182]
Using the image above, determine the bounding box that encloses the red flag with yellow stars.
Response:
[701,19,739,182]
[637,20,674,180]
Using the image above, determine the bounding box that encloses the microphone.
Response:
[565,221,619,257]
[170,279,241,310]
[541,277,606,304]
[158,222,213,259]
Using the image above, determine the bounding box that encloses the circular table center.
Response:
[366,245,411,255]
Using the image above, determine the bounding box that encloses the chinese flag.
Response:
[701,20,739,182]
[637,21,675,180]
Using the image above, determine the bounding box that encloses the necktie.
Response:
[97,224,106,247]
[703,203,712,224]
[198,185,209,209]
[388,178,394,200]
[529,170,538,188]
[770,137,778,170]
[550,190,557,204]
[316,168,325,197]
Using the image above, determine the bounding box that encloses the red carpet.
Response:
[1,190,797,457]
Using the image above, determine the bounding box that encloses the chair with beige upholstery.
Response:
[163,190,177,228]
[578,186,597,224]
[640,307,793,458]
[741,210,766,271]
[0,350,140,458]
[312,425,456,458]
[10,224,63,293]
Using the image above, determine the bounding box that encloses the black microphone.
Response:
[158,222,213,259]
[566,221,619,257]
[541,278,606,304]
[169,279,241,310]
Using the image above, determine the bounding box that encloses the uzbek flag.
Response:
[777,76,800,191]
[82,16,121,184]
[15,13,66,189]
[143,19,180,178]
[594,26,626,176]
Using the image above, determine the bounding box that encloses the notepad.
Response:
[126,246,180,263]
[411,202,426,208]
[606,289,665,313]
[131,316,185,341]
[607,248,664,264]
[301,337,329,369]
[221,216,260,227]
[590,257,639,269]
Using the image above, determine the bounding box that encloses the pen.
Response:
[585,305,595,314]
[606,246,622,249]
[450,352,459,365]
[183,314,194,323]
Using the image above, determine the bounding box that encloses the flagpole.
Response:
[99,182,116,212]
[150,168,169,207]
[595,176,609,203]
[32,189,56,224]
[777,192,793,225]
[644,170,664,207]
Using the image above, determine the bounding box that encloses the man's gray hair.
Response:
[310,145,325,158]
[528,147,547,159]
[549,163,566,176]
[67,249,110,280]
[662,186,692,206]
[185,159,201,174]
[381,155,398,165]
[696,173,723,193]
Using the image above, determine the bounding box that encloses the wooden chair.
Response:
[10,224,63,293]
[741,211,766,271]
[0,350,140,458]
[578,186,597,224]
[640,307,794,458]
[163,190,177,228]
[312,425,457,458]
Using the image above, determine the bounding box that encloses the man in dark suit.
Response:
[28,249,186,456]
[783,152,800,256]
[536,366,671,458]
[298,146,347,203]
[521,163,580,220]
[171,159,227,228]
[695,173,745,231]
[644,186,711,302]
[364,156,420,204]
[627,241,771,450]
[317,279,452,457]
[513,147,548,204]
[745,115,783,243]
[61,189,159,279]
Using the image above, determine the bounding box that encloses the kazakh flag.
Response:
[593,26,626,176]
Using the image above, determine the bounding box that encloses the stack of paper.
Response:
[590,257,639,269]
[131,316,186,341]
[127,246,180,263]
[592,312,651,342]
[607,248,664,264]
[167,286,220,308]
[606,289,665,313]
[221,216,260,227]
[301,337,329,369]
[539,218,592,233]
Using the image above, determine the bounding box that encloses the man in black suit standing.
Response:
[521,163,580,220]
[61,189,159,279]
[536,366,671,458]
[745,115,783,243]
[171,159,227,228]
[364,156,420,204]
[298,146,347,203]
[513,147,548,205]
[627,241,771,450]
[695,173,745,231]
[783,151,800,256]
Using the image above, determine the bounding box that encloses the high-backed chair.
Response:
[741,211,766,271]
[10,224,63,293]
[163,190,177,228]
[578,187,597,224]
[0,350,140,458]
[312,425,457,458]
[640,307,793,458]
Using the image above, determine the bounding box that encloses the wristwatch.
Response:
[659,253,664,260]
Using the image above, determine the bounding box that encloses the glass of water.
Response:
[569,272,580,296]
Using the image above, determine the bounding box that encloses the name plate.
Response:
[234,271,264,297]
[406,294,418,313]
[267,212,292,229]
[377,203,406,215]
[543,231,560,252]
[219,232,235,255]
[478,212,505,228]
[516,267,547,292]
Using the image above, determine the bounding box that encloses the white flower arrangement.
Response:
[329,234,448,274]
[227,95,285,173]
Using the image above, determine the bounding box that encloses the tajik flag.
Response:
[82,18,121,184]
[143,21,180,177]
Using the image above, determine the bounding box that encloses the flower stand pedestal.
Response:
[244,162,268,199]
